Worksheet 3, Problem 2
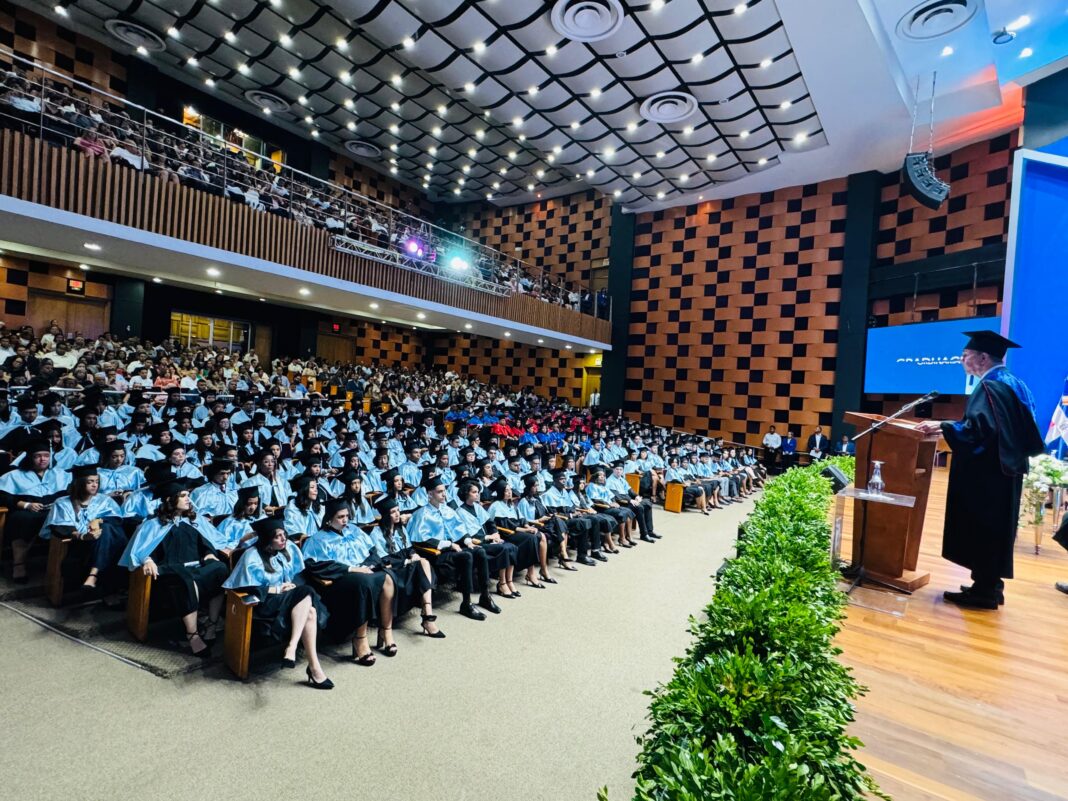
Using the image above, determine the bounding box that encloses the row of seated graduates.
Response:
[0,381,710,685]
[0,60,586,313]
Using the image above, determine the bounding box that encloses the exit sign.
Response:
[67,278,85,295]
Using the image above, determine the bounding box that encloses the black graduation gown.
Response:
[372,525,435,616]
[303,555,384,642]
[151,522,229,616]
[940,373,1045,580]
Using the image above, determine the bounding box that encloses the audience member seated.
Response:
[807,426,829,461]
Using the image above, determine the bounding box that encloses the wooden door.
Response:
[28,292,110,339]
[316,333,356,364]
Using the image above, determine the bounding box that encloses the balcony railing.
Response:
[0,50,612,341]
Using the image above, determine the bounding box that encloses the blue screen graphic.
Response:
[864,317,1000,395]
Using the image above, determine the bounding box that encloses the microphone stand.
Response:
[841,393,934,596]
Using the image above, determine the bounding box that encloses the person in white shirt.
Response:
[49,342,78,371]
[762,425,782,472]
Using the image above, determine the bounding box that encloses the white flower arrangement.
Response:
[1022,454,1068,526]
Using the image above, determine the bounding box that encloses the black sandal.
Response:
[186,631,211,659]
[539,573,558,584]
[375,628,398,657]
[524,576,546,589]
[495,581,517,599]
[352,637,376,666]
[557,558,578,572]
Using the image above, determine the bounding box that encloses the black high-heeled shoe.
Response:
[495,581,517,599]
[420,618,446,638]
[281,654,297,669]
[375,627,398,657]
[186,632,211,659]
[557,558,578,572]
[306,667,335,690]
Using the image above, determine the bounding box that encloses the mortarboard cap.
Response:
[963,330,1020,359]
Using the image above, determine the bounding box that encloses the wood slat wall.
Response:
[0,130,610,344]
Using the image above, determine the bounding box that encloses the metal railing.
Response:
[0,49,612,320]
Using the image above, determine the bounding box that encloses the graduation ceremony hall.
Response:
[1,0,1066,798]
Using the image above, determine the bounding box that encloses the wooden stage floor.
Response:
[836,467,1068,801]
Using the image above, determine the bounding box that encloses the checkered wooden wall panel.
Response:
[459,190,611,286]
[0,4,128,95]
[0,253,30,327]
[875,131,1018,266]
[328,155,436,219]
[869,284,1002,327]
[431,333,584,405]
[355,322,423,369]
[625,179,849,445]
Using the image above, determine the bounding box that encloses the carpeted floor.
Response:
[0,497,752,801]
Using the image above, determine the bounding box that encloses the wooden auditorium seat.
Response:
[127,570,152,642]
[223,590,254,681]
[664,483,684,514]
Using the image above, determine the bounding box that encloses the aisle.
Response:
[0,497,752,801]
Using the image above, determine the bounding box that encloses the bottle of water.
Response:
[868,460,885,496]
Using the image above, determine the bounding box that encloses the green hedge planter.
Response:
[605,458,888,801]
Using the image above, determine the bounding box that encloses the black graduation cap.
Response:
[33,418,64,435]
[610,459,626,469]
[250,516,286,539]
[422,473,447,490]
[161,440,187,456]
[236,485,259,504]
[338,467,362,484]
[15,394,37,410]
[70,464,99,480]
[374,495,398,516]
[98,439,128,459]
[522,474,540,488]
[323,497,348,519]
[300,451,324,468]
[203,459,235,479]
[291,474,315,494]
[150,476,199,500]
[260,437,281,450]
[16,434,52,458]
[963,330,1020,359]
[380,467,401,485]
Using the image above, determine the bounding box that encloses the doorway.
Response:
[582,366,602,407]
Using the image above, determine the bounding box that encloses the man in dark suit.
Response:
[806,426,829,461]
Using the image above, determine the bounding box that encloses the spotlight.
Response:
[404,237,426,258]
[449,255,470,270]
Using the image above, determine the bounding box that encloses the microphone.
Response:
[919,390,940,403]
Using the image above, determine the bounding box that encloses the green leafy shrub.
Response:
[623,458,885,801]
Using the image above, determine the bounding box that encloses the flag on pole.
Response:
[1045,375,1068,459]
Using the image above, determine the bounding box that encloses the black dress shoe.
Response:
[478,595,502,614]
[649,533,662,539]
[578,557,596,566]
[640,536,656,543]
[459,602,486,621]
[943,589,999,610]
[959,584,1005,605]
[591,552,608,562]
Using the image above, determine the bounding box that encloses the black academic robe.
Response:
[940,372,1045,580]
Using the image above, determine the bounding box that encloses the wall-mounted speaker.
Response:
[903,152,950,211]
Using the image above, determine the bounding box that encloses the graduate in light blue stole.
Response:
[336,469,377,526]
[283,475,324,540]
[40,464,128,593]
[214,486,262,552]
[190,460,239,519]
[301,499,395,666]
[240,450,293,515]
[119,479,230,657]
[97,440,144,503]
[0,434,71,582]
[222,517,333,689]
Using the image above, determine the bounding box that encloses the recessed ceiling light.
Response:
[570,121,580,130]
[656,191,665,199]
[613,189,621,197]
[626,121,637,132]
[390,167,398,174]
[389,124,399,134]
[259,297,266,302]
[683,125,693,135]
[428,147,437,156]
[691,53,703,64]
[1006,15,1031,33]
[262,107,271,115]
[287,67,300,79]
[535,169,545,178]
[437,105,447,115]
[734,3,746,14]
[537,338,544,344]
[739,130,750,139]
[586,169,595,177]
[473,41,485,53]
[758,157,768,166]
[492,181,500,189]
[698,195,704,200]
[403,36,415,48]
[590,87,601,98]
[237,63,250,75]
[1020,47,1034,59]
[547,155,555,163]
[508,150,517,159]
[205,78,215,87]
[336,37,348,50]
[298,95,307,105]
[467,148,477,157]
[528,86,538,96]
[215,289,223,295]
[760,58,772,69]
[632,171,642,179]
[432,126,442,136]
[679,173,689,182]
[340,70,352,83]
[780,100,792,110]
[279,33,291,46]
[565,344,572,350]
[603,147,615,158]
[416,312,426,320]
[651,0,664,10]
[304,115,313,123]
[485,193,493,200]
[503,331,511,337]
[553,145,562,154]
[458,178,465,186]
[206,267,220,277]
[347,121,356,131]
[426,162,433,169]
[78,263,90,271]
[167,26,180,38]
[513,116,523,127]
[298,287,311,296]
[706,153,717,162]
[527,183,535,191]
[465,323,473,329]
[370,302,379,309]
[499,167,507,175]
[54,4,67,16]
[224,31,236,43]
[462,164,470,173]
[152,276,162,283]
[475,130,485,140]
[343,98,354,109]
[794,132,808,144]
[546,44,557,56]
[186,56,198,67]
[83,242,101,251]
[391,74,402,86]
[941,45,954,57]
[454,188,461,195]
[465,82,475,93]
[311,130,318,138]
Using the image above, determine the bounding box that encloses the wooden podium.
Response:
[842,412,941,592]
